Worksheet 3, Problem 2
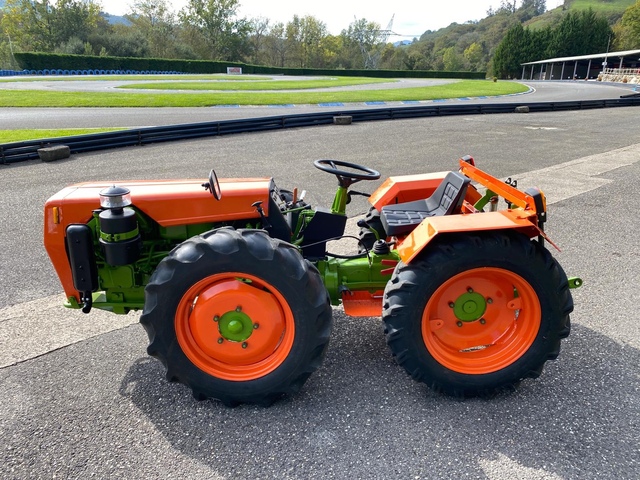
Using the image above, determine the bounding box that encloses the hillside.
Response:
[400,0,635,73]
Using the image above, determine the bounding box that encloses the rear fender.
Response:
[396,210,540,264]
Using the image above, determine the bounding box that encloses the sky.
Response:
[103,0,566,39]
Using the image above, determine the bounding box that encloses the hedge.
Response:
[14,52,486,80]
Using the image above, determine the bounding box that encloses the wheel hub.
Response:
[453,291,487,322]
[218,309,253,342]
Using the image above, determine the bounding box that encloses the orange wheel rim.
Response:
[175,272,295,381]
[421,267,541,375]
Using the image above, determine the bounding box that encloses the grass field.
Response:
[569,0,635,15]
[0,128,125,143]
[0,80,528,107]
[121,77,394,91]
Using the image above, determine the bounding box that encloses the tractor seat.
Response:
[380,171,471,236]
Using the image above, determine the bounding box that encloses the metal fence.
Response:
[3,97,640,165]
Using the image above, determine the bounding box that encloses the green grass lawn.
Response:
[0,128,125,143]
[0,80,528,107]
[569,0,635,15]
[121,77,394,91]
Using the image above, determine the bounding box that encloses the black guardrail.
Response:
[2,97,640,165]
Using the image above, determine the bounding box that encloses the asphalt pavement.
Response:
[1,96,639,479]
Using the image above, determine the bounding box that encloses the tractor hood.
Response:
[45,177,273,227]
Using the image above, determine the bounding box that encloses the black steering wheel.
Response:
[203,168,222,201]
[313,159,380,187]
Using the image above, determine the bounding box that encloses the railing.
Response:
[2,98,640,165]
[601,68,640,76]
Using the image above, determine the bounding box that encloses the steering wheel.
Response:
[203,168,222,201]
[313,159,380,187]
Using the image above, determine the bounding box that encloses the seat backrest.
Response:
[425,171,471,215]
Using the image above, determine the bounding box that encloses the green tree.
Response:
[443,46,463,70]
[492,23,531,78]
[127,0,177,58]
[547,8,612,57]
[613,1,640,50]
[1,0,56,51]
[463,42,484,71]
[179,0,251,60]
[1,0,102,53]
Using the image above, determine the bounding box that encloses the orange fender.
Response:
[396,210,541,264]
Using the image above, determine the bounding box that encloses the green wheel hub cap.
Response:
[453,292,487,322]
[219,310,254,342]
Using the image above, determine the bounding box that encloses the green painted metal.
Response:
[99,226,140,243]
[453,291,487,322]
[316,249,400,305]
[218,308,254,342]
[568,277,583,289]
[330,186,349,215]
[65,292,144,314]
[474,189,497,211]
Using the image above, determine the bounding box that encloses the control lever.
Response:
[251,201,271,230]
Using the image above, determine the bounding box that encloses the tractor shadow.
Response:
[120,316,639,479]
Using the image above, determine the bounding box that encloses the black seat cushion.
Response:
[380,171,470,236]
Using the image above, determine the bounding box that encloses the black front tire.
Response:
[140,228,332,406]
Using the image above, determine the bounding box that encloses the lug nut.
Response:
[487,298,493,304]
[467,287,473,293]
[236,306,242,312]
[213,315,219,322]
[242,342,248,349]
[217,337,224,344]
[449,302,455,308]
[480,318,486,324]
[253,324,259,329]
[456,321,463,327]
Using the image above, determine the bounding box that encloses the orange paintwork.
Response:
[368,172,449,210]
[368,170,481,211]
[397,210,539,264]
[44,177,272,302]
[421,267,541,374]
[174,272,295,381]
[458,160,539,211]
[341,290,384,317]
[372,160,546,265]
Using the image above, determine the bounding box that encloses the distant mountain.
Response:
[393,40,412,47]
[102,13,131,26]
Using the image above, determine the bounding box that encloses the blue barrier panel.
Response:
[126,70,132,74]
[98,70,105,75]
[43,69,50,75]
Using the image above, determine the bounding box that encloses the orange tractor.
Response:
[44,156,581,406]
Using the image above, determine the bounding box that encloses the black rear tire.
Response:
[382,231,573,397]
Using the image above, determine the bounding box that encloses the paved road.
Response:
[0,80,636,129]
[1,106,639,479]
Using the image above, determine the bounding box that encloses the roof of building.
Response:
[521,49,640,66]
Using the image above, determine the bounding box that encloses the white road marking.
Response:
[0,294,139,368]
[1,143,638,368]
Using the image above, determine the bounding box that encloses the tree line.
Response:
[0,0,638,76]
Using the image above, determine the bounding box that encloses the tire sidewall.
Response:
[144,229,330,402]
[385,233,568,393]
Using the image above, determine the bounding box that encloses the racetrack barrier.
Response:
[2,97,640,165]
